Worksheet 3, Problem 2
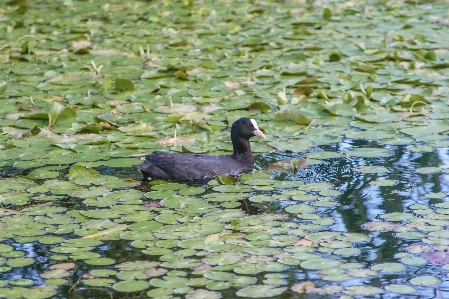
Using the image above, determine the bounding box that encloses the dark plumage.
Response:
[136,118,266,182]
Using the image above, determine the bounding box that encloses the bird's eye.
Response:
[245,123,250,127]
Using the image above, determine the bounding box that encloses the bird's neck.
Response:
[232,137,253,160]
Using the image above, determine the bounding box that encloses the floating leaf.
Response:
[424,251,449,265]
[369,180,396,186]
[236,285,287,298]
[354,166,390,173]
[325,104,356,116]
[379,213,413,221]
[409,275,440,287]
[68,164,91,181]
[293,86,313,96]
[115,78,135,91]
[0,81,7,93]
[186,289,222,299]
[371,263,404,273]
[355,65,376,73]
[112,279,149,292]
[300,258,341,270]
[355,110,399,123]
[384,284,416,294]
[274,108,312,125]
[343,286,383,295]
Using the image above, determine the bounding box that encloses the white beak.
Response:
[253,129,266,139]
[250,119,266,139]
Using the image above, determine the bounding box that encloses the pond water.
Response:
[2,139,449,299]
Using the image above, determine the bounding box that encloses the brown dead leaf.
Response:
[99,122,114,130]
[144,202,161,208]
[204,233,220,246]
[49,262,76,270]
[0,54,9,63]
[6,113,24,120]
[2,127,23,138]
[193,264,212,271]
[242,80,256,87]
[291,281,315,293]
[0,208,21,217]
[268,160,294,172]
[293,238,317,247]
[224,81,241,90]
[296,159,308,169]
[72,36,91,51]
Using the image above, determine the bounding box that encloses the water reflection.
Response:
[263,140,449,298]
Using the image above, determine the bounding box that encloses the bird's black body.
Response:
[136,118,266,182]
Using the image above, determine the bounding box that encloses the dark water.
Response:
[3,139,449,298]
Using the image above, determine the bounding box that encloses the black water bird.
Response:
[136,118,266,182]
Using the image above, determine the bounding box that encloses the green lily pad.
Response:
[343,285,383,295]
[354,166,390,173]
[146,288,173,297]
[409,275,440,287]
[300,258,341,270]
[83,278,116,287]
[425,192,447,199]
[384,284,416,294]
[305,151,342,159]
[344,148,391,158]
[400,256,426,266]
[203,271,234,281]
[333,248,361,256]
[236,285,287,298]
[369,180,397,186]
[256,262,286,272]
[371,263,404,273]
[150,277,188,289]
[202,252,244,266]
[112,279,150,292]
[206,281,232,291]
[7,257,35,267]
[379,213,413,221]
[415,167,441,174]
[186,289,222,299]
[85,258,115,266]
[395,232,428,240]
[346,268,378,278]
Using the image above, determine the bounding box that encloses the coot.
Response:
[136,118,266,182]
